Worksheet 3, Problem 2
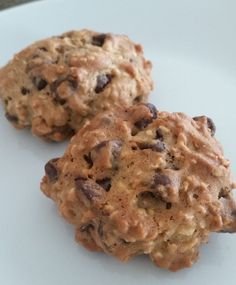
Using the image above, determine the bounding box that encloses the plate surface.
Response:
[0,1,236,284]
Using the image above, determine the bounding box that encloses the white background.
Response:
[0,0,236,284]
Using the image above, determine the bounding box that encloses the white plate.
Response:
[0,0,236,284]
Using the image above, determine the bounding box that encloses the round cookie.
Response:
[0,30,153,141]
[41,103,236,271]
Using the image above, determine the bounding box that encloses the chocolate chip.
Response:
[95,74,112,93]
[55,98,66,105]
[5,113,18,123]
[156,128,164,141]
[33,77,48,90]
[134,118,151,130]
[138,141,165,152]
[145,103,158,120]
[83,153,93,168]
[153,141,165,152]
[153,172,171,187]
[92,34,107,47]
[80,224,94,232]
[96,178,111,192]
[75,178,104,201]
[45,158,59,182]
[111,140,122,159]
[21,87,30,95]
[134,103,158,130]
[193,116,216,136]
[218,187,230,199]
[93,140,122,156]
[91,140,122,168]
[137,191,166,207]
[166,202,172,209]
[206,117,216,136]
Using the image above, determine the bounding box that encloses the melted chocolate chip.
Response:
[21,87,30,95]
[153,173,171,187]
[44,158,59,182]
[75,178,104,201]
[92,34,107,46]
[95,74,112,93]
[138,141,165,152]
[33,77,48,90]
[5,113,18,123]
[96,178,111,192]
[156,128,164,141]
[193,116,216,136]
[80,224,94,232]
[83,153,93,168]
[134,103,158,130]
[166,202,172,209]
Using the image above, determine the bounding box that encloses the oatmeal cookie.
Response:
[41,103,236,271]
[0,30,153,141]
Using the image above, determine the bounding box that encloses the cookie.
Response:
[40,103,236,271]
[0,30,153,141]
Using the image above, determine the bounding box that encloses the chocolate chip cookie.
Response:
[0,30,153,141]
[40,103,236,271]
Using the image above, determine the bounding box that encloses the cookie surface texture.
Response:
[0,30,153,141]
[41,103,236,271]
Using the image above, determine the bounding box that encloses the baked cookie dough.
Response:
[41,103,236,271]
[0,30,153,141]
